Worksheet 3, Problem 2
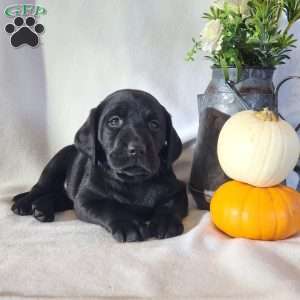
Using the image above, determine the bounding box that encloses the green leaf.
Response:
[220,56,229,81]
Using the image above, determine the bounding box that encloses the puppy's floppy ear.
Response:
[160,110,182,168]
[74,106,106,165]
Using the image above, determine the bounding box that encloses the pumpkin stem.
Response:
[255,108,279,122]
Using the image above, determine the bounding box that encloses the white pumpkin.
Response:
[217,108,300,187]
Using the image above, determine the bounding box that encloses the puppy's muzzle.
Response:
[127,142,146,157]
[115,142,153,179]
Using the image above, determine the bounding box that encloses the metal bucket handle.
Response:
[275,76,300,123]
[225,80,251,110]
[275,76,300,191]
[226,76,300,129]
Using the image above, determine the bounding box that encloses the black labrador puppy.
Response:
[11,89,188,242]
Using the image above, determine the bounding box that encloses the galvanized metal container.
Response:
[189,67,277,210]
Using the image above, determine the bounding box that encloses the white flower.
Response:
[214,0,250,16]
[277,13,288,32]
[213,0,229,9]
[200,20,224,53]
[238,0,250,16]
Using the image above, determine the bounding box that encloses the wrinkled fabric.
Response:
[1,147,300,299]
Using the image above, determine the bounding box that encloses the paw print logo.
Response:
[5,16,44,47]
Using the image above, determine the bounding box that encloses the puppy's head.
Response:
[74,89,182,182]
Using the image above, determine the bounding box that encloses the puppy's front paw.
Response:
[11,192,55,222]
[149,214,184,239]
[110,219,149,242]
[32,198,54,223]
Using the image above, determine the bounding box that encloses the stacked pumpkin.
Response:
[210,108,300,240]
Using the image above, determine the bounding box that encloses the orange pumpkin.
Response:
[210,181,300,240]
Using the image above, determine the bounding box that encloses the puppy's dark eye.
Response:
[148,120,160,131]
[108,116,123,128]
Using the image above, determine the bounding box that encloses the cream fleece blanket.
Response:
[1,146,300,300]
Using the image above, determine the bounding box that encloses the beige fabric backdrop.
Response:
[1,0,300,187]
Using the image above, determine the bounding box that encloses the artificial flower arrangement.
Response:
[187,0,300,78]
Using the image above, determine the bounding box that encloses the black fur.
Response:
[12,89,188,242]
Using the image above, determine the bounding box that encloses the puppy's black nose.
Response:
[128,142,145,156]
